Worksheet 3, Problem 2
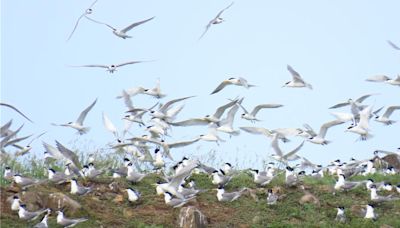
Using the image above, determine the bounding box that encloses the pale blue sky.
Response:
[1,0,399,168]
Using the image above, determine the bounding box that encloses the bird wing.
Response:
[0,102,33,123]
[355,94,376,103]
[303,123,317,137]
[287,65,304,82]
[270,134,283,156]
[240,126,272,137]
[238,77,249,88]
[250,104,283,116]
[366,75,390,82]
[358,106,372,129]
[71,64,109,68]
[215,1,234,19]
[42,142,64,160]
[168,138,200,149]
[382,106,400,118]
[387,40,400,50]
[116,61,143,67]
[213,98,239,118]
[102,112,118,138]
[284,141,305,159]
[219,104,239,127]
[55,141,82,169]
[318,120,344,138]
[0,119,13,137]
[329,102,350,109]
[170,118,209,127]
[121,90,134,110]
[159,96,195,113]
[198,23,212,40]
[85,15,116,30]
[76,98,97,125]
[121,16,155,33]
[210,80,230,95]
[67,0,98,42]
[0,124,24,149]
[27,132,46,146]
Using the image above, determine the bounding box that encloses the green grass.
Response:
[1,155,400,227]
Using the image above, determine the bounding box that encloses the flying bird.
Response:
[283,65,313,89]
[199,2,234,40]
[237,102,283,122]
[52,98,97,134]
[0,102,33,123]
[305,120,345,145]
[373,105,400,125]
[70,61,145,73]
[87,16,155,39]
[366,75,400,86]
[211,77,255,94]
[387,40,400,50]
[66,0,99,41]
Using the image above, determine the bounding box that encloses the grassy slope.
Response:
[1,170,400,228]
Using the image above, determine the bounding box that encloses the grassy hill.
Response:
[1,165,400,228]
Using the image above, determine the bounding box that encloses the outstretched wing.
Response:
[76,98,97,125]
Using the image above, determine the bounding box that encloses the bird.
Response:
[370,185,399,203]
[70,178,91,195]
[210,77,255,95]
[240,126,290,143]
[126,188,141,203]
[126,163,148,183]
[270,133,303,164]
[237,102,283,122]
[363,204,377,220]
[3,166,15,181]
[163,192,196,208]
[345,105,373,140]
[66,0,99,41]
[70,61,145,73]
[329,94,376,118]
[53,98,97,134]
[13,174,46,188]
[87,16,155,39]
[366,75,400,86]
[387,40,400,50]
[305,120,345,145]
[211,170,233,187]
[47,168,73,184]
[283,65,312,89]
[373,105,400,125]
[199,2,234,40]
[0,102,33,123]
[142,78,167,99]
[285,166,301,187]
[249,169,274,186]
[216,104,241,136]
[334,174,363,191]
[149,96,195,120]
[10,195,21,211]
[56,210,88,227]
[216,186,246,202]
[13,132,46,157]
[335,206,346,223]
[266,189,279,205]
[18,204,48,221]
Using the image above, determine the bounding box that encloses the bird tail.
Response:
[306,83,313,90]
[78,127,90,135]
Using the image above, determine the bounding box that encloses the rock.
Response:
[382,154,400,170]
[113,194,124,203]
[47,192,81,212]
[123,208,135,217]
[299,194,320,206]
[178,206,208,228]
[380,225,394,228]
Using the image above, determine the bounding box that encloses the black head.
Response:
[127,163,133,167]
[212,170,219,174]
[182,156,188,161]
[367,178,374,182]
[83,165,89,169]
[286,166,293,171]
[217,185,224,190]
[267,189,273,193]
[228,77,235,80]
[20,204,27,208]
[370,185,377,189]
[48,168,56,173]
[71,178,77,182]
[5,166,11,170]
[154,148,160,153]
[123,157,130,162]
[298,171,306,175]
[225,163,232,167]
[338,206,345,210]
[88,163,94,167]
[219,169,226,175]
[13,195,19,199]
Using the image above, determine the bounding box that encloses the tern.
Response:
[366,75,400,86]
[305,120,345,145]
[143,79,167,99]
[373,105,400,125]
[210,77,255,95]
[66,0,99,41]
[0,102,33,123]
[88,16,155,39]
[13,132,46,157]
[53,98,97,134]
[334,174,363,191]
[216,186,246,202]
[13,174,46,188]
[126,188,141,202]
[345,105,373,140]
[211,170,232,187]
[216,104,241,136]
[126,163,148,183]
[18,204,48,221]
[335,206,346,223]
[48,168,73,184]
[270,134,303,164]
[237,102,283,122]
[199,2,234,40]
[370,185,399,203]
[149,96,194,120]
[387,40,400,50]
[70,178,91,195]
[11,195,21,211]
[266,189,279,205]
[240,126,290,143]
[363,204,377,220]
[3,166,15,180]
[57,211,88,227]
[249,169,274,186]
[33,210,50,228]
[70,61,145,73]
[163,192,196,208]
[283,65,312,89]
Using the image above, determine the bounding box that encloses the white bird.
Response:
[33,211,50,228]
[216,186,246,202]
[345,105,373,140]
[335,207,346,223]
[210,77,255,95]
[363,204,377,220]
[143,78,167,99]
[18,205,48,221]
[66,0,99,41]
[240,126,290,143]
[211,170,233,187]
[57,211,88,227]
[334,174,363,191]
[370,185,399,203]
[149,96,195,120]
[53,98,97,134]
[199,2,234,40]
[199,126,226,145]
[11,195,21,211]
[70,61,145,73]
[237,102,283,122]
[216,104,240,136]
[387,40,400,50]
[70,178,91,195]
[249,169,274,186]
[306,120,345,145]
[88,16,155,39]
[270,134,303,164]
[163,192,195,208]
[126,188,141,202]
[283,65,312,89]
[373,105,400,125]
[102,112,118,138]
[266,189,279,205]
[366,75,400,86]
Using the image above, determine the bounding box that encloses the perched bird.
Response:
[199,2,234,40]
[249,169,274,186]
[3,166,14,180]
[53,98,97,134]
[33,210,50,228]
[283,65,312,89]
[366,75,400,86]
[285,166,301,187]
[373,105,400,125]
[334,174,363,191]
[48,168,73,184]
[18,204,48,221]
[11,195,21,211]
[210,77,254,95]
[66,0,99,41]
[266,189,279,205]
[216,186,246,202]
[87,16,155,39]
[370,185,399,203]
[363,204,377,220]
[126,163,148,183]
[163,192,195,208]
[70,61,145,73]
[211,170,233,187]
[335,206,346,223]
[13,174,46,188]
[126,188,141,203]
[70,178,91,195]
[56,211,88,227]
